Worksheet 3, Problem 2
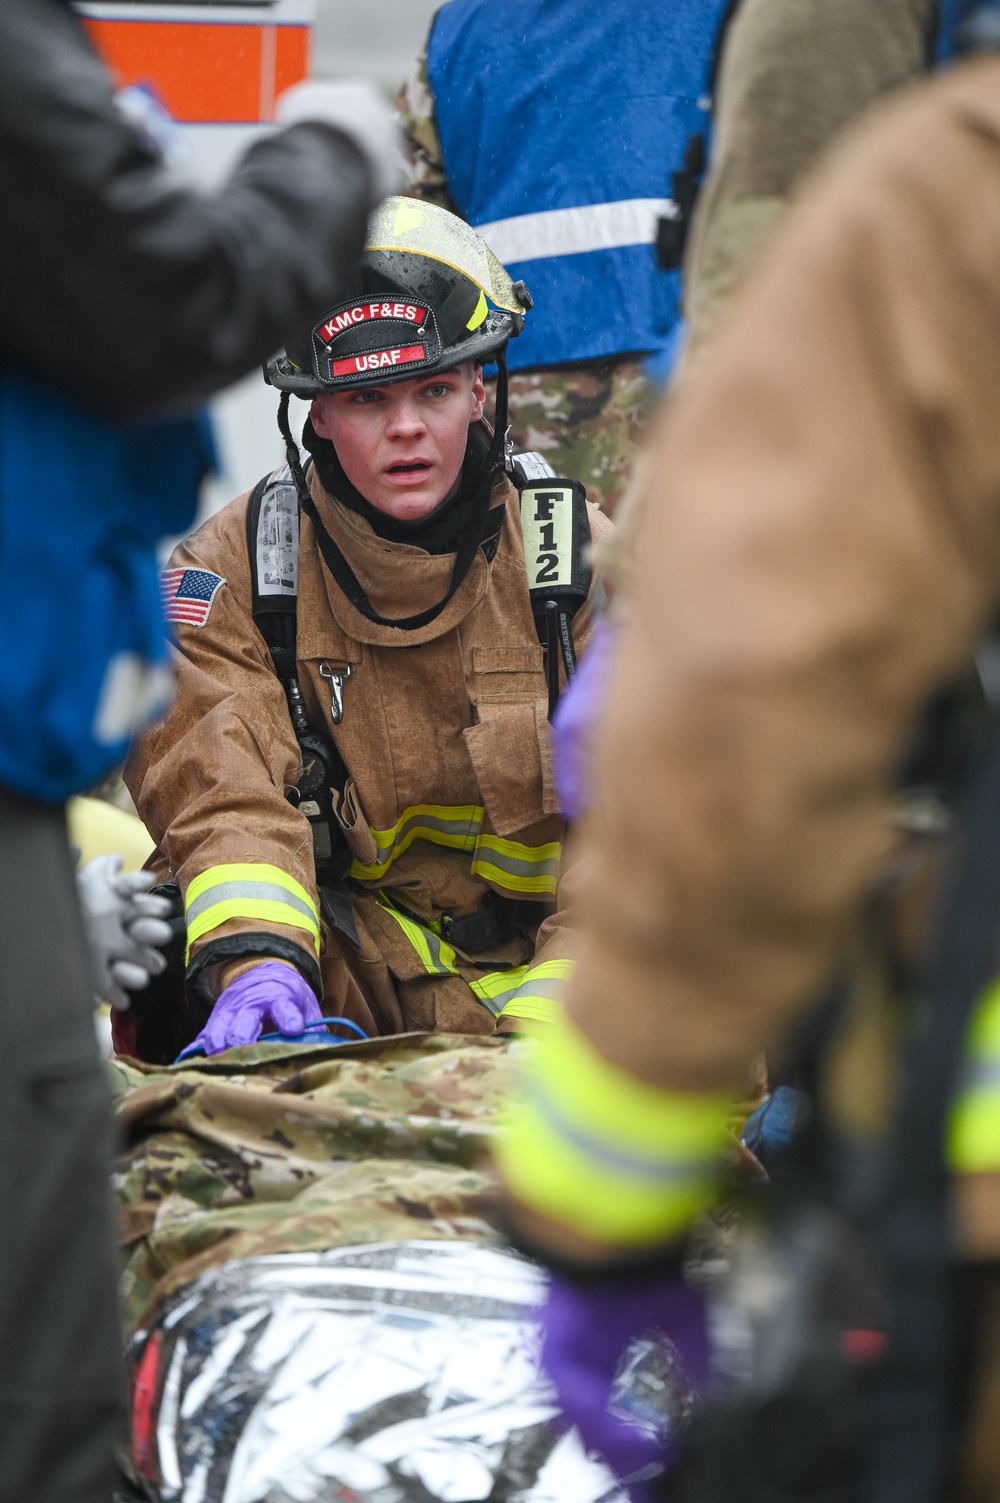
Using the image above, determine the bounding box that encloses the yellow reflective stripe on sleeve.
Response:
[184,863,320,958]
[496,958,573,1025]
[350,803,483,883]
[375,893,460,976]
[949,978,1000,1173]
[471,833,562,897]
[496,1007,732,1247]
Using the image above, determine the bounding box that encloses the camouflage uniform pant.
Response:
[488,355,657,516]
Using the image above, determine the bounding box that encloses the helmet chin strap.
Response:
[276,351,510,633]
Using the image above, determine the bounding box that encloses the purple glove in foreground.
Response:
[179,961,322,1058]
[552,617,617,820]
[541,1268,709,1497]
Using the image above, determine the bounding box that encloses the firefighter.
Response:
[126,198,609,1056]
[498,51,1000,1502]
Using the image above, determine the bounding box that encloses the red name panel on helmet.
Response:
[331,345,427,377]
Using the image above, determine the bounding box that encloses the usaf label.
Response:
[519,484,574,590]
[332,344,426,378]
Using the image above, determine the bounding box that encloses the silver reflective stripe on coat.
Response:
[475,198,674,263]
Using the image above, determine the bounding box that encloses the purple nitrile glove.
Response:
[541,1267,709,1497]
[178,961,322,1059]
[552,617,617,821]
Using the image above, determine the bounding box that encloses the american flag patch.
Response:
[161,567,225,628]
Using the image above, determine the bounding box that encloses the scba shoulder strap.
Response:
[245,467,359,946]
[509,451,593,718]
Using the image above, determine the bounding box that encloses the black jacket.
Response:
[0,0,377,418]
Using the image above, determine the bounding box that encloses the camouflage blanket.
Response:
[111,1033,510,1338]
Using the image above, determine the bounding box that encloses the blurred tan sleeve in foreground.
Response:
[568,58,1000,1093]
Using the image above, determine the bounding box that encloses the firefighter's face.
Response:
[310,364,486,522]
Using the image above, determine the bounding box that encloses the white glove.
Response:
[76,853,174,1011]
[275,80,405,203]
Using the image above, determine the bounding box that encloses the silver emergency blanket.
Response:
[132,1240,636,1503]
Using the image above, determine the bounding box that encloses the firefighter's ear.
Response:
[470,364,486,423]
[310,394,334,439]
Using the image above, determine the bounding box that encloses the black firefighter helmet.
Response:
[264,199,534,635]
[265,196,532,397]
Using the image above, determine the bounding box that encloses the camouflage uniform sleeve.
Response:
[395,43,460,213]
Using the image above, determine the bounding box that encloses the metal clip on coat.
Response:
[319,661,351,724]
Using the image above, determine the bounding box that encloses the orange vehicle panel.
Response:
[84,18,310,123]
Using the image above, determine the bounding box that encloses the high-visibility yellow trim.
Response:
[185,862,316,910]
[471,834,561,897]
[375,893,460,976]
[186,898,320,953]
[350,803,483,883]
[949,979,1000,1173]
[184,863,320,958]
[466,289,488,330]
[497,1008,732,1246]
[470,965,530,1006]
[495,958,572,1026]
[349,805,562,899]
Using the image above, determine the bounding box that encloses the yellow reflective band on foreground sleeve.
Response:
[494,958,573,1025]
[471,834,562,898]
[184,863,320,959]
[949,979,1000,1174]
[496,1008,733,1247]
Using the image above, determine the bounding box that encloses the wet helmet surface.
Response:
[267,197,532,397]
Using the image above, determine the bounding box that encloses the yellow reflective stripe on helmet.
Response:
[471,834,561,897]
[949,979,1000,1173]
[375,893,460,976]
[495,958,572,1025]
[497,1008,732,1246]
[184,863,320,958]
[466,289,488,330]
[350,803,483,883]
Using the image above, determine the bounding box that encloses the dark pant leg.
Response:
[0,786,122,1503]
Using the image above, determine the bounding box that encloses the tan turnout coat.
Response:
[128,459,609,1038]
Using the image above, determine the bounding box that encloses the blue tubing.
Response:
[257,1015,370,1044]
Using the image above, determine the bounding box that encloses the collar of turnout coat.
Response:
[303,451,513,649]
